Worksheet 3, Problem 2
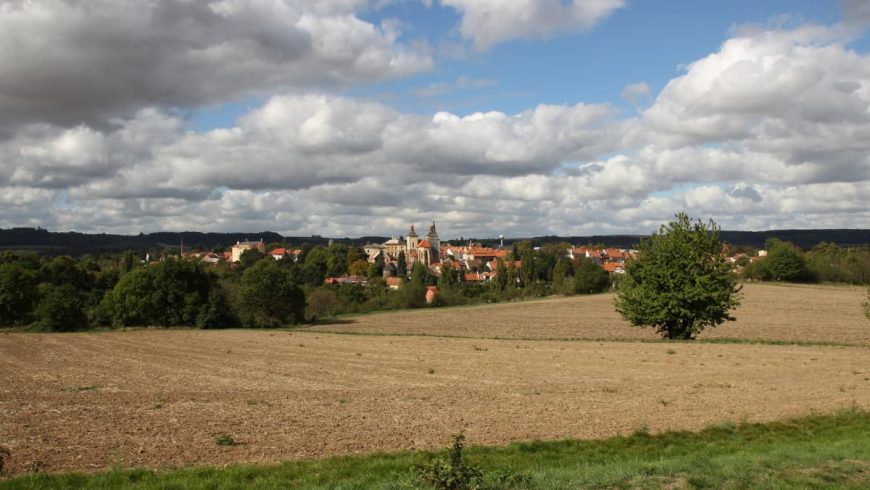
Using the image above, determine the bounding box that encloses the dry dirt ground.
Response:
[0,282,868,475]
[311,282,870,345]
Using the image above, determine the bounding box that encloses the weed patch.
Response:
[214,435,236,447]
[417,433,483,490]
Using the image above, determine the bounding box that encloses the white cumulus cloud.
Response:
[441,0,625,50]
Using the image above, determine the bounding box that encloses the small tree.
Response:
[307,287,339,321]
[367,253,384,279]
[761,239,810,282]
[616,213,741,340]
[573,258,610,294]
[397,251,407,276]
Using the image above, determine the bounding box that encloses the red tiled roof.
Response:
[418,239,431,248]
[602,262,624,272]
[470,248,508,259]
[464,272,488,282]
[386,277,403,286]
[270,248,286,255]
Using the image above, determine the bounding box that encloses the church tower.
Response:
[427,221,440,259]
[406,224,418,256]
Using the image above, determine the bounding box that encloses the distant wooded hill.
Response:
[0,227,867,255]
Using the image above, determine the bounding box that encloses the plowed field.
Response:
[311,283,870,345]
[0,282,868,475]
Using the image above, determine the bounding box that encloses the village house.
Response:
[230,239,266,262]
[269,247,303,261]
[200,252,221,265]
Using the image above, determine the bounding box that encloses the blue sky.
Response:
[0,0,868,237]
[194,1,856,129]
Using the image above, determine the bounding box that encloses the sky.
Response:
[0,0,868,239]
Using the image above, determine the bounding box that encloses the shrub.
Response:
[214,434,236,446]
[417,433,483,490]
[34,283,88,332]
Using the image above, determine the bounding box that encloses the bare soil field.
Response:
[1,325,868,475]
[310,282,870,345]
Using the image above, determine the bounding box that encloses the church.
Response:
[364,222,442,268]
[405,222,441,267]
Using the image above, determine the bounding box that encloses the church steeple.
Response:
[427,221,440,258]
[406,223,419,256]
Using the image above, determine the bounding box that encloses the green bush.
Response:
[573,258,610,294]
[417,433,484,490]
[214,434,236,447]
[34,283,88,332]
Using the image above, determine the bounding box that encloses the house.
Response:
[385,277,403,290]
[230,239,265,262]
[425,286,438,304]
[201,253,221,265]
[269,247,301,261]
[467,247,507,262]
[363,243,385,262]
[464,272,492,283]
[602,262,625,274]
[323,276,367,286]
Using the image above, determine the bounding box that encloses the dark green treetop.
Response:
[616,213,741,340]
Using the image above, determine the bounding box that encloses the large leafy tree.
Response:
[616,213,741,340]
[102,259,225,327]
[238,259,305,327]
[0,263,38,326]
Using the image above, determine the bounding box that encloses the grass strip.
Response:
[299,328,869,349]
[2,409,868,489]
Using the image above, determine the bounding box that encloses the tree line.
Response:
[741,239,870,284]
[1,234,868,331]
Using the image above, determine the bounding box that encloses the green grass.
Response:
[2,410,868,489]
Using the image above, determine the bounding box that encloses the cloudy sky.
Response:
[1,0,868,238]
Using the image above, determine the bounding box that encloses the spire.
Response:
[408,223,418,237]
